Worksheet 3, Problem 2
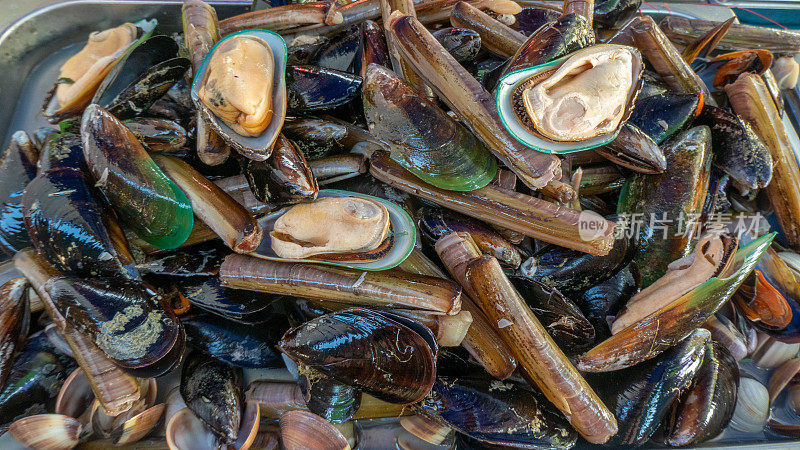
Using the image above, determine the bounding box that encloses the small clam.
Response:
[496,44,643,153]
[773,55,799,89]
[279,410,350,450]
[8,414,82,450]
[192,30,287,161]
[729,377,769,433]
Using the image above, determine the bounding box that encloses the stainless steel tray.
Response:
[0,1,799,448]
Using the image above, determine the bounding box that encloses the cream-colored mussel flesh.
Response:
[56,23,138,108]
[523,46,636,142]
[198,35,274,137]
[271,197,390,259]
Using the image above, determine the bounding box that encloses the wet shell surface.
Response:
[191,29,287,161]
[496,44,643,153]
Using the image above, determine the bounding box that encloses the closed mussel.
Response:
[279,308,437,404]
[0,131,38,255]
[363,63,497,191]
[22,167,139,280]
[287,65,362,114]
[81,105,194,249]
[180,352,244,444]
[661,341,739,446]
[591,329,709,447]
[182,311,288,368]
[0,278,30,390]
[242,134,318,207]
[416,376,577,448]
[45,276,184,377]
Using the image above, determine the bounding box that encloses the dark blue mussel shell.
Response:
[93,35,190,120]
[528,228,632,297]
[509,275,595,350]
[180,352,243,444]
[311,26,362,73]
[0,132,38,255]
[589,329,709,447]
[183,310,288,368]
[44,276,184,377]
[178,277,280,323]
[38,132,86,173]
[627,93,699,144]
[0,331,75,432]
[22,167,139,280]
[416,376,578,448]
[574,264,639,341]
[287,65,362,114]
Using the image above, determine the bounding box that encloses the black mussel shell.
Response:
[311,26,362,73]
[638,71,670,100]
[594,0,642,29]
[279,308,437,404]
[44,276,183,376]
[508,276,595,350]
[242,134,318,206]
[589,329,709,447]
[503,13,595,76]
[432,28,481,64]
[179,277,280,323]
[297,364,362,424]
[183,311,288,368]
[627,93,699,144]
[136,242,225,277]
[696,105,772,191]
[416,377,578,448]
[93,35,190,120]
[0,278,30,390]
[594,123,667,174]
[282,118,350,161]
[23,167,139,280]
[0,331,74,432]
[513,8,562,36]
[0,132,38,255]
[180,352,243,444]
[37,131,86,173]
[575,264,639,341]
[287,66,363,114]
[529,229,633,297]
[661,341,739,446]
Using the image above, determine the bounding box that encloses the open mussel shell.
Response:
[190,29,287,161]
[279,308,437,405]
[45,276,184,377]
[495,44,643,153]
[252,189,415,271]
[578,232,775,372]
[415,376,577,448]
[41,19,157,121]
[92,35,190,120]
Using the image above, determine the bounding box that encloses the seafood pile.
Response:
[2,0,800,447]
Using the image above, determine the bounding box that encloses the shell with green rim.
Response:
[496,44,643,154]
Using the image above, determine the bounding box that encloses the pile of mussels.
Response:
[3,0,800,447]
